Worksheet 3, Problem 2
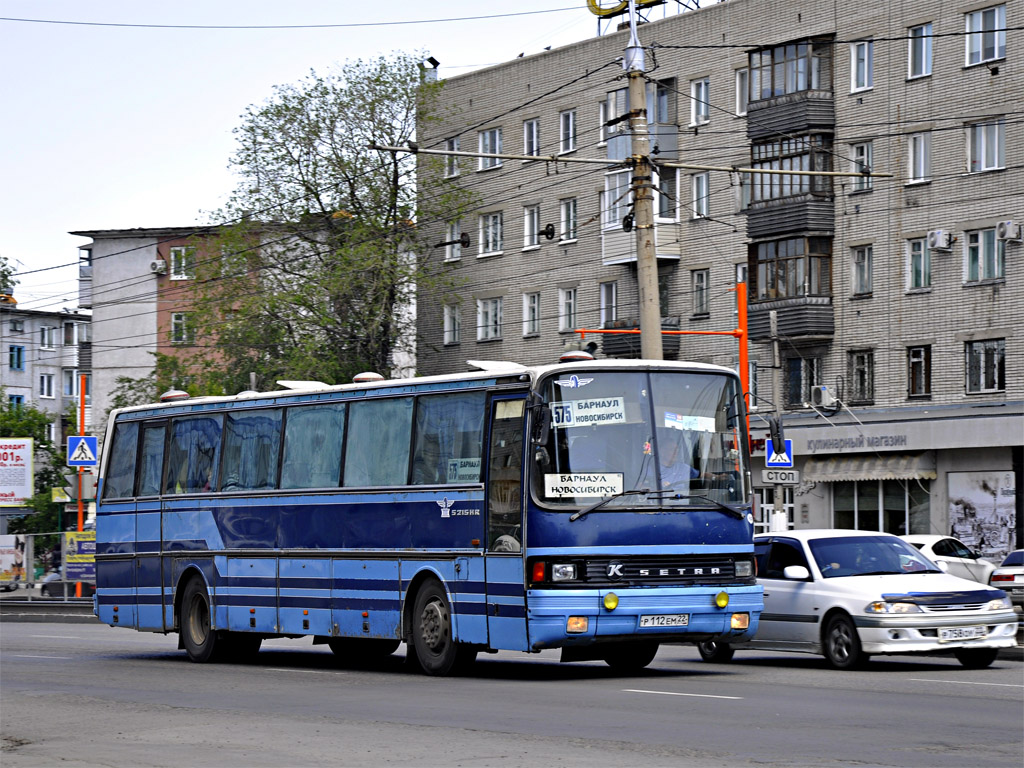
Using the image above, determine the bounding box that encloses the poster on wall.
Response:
[947,471,1017,564]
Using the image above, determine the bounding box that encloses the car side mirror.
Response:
[935,560,949,572]
[783,565,810,580]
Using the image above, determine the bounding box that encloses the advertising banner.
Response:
[0,438,34,507]
[64,530,96,582]
[0,534,27,585]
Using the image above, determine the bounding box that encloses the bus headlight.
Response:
[735,560,753,578]
[551,564,577,582]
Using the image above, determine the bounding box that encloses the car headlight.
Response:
[985,596,1012,611]
[866,601,922,614]
[551,563,577,582]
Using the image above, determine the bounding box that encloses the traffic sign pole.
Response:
[77,374,85,597]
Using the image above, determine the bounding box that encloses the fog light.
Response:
[730,612,749,629]
[715,591,729,609]
[567,616,589,633]
[603,592,619,611]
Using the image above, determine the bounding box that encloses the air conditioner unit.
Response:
[926,230,953,251]
[810,385,837,408]
[150,259,167,274]
[995,220,1022,242]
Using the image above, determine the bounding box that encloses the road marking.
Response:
[8,654,73,660]
[265,668,340,675]
[624,688,742,700]
[31,635,82,639]
[909,678,1024,688]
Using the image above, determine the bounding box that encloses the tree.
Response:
[186,53,473,391]
[0,390,63,535]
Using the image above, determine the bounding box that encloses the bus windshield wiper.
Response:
[644,491,746,520]
[569,488,652,522]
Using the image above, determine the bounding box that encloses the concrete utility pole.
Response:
[624,0,663,361]
[769,310,788,532]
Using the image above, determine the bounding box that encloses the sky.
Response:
[0,1,692,313]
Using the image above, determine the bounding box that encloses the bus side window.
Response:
[104,421,139,499]
[488,399,525,552]
[280,403,346,489]
[164,415,223,494]
[411,392,485,485]
[137,424,166,497]
[343,398,413,487]
[221,409,282,491]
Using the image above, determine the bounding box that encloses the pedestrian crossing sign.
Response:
[67,435,99,467]
[765,438,794,468]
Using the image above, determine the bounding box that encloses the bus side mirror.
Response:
[528,393,551,447]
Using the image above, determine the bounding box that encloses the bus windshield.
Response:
[534,370,747,508]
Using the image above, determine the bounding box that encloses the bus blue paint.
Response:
[95,361,763,674]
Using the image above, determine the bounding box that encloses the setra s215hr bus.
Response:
[94,359,763,675]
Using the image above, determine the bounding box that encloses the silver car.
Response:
[697,530,1017,669]
[989,549,1024,608]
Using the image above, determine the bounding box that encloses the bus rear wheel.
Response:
[411,581,476,676]
[181,576,224,663]
[603,641,660,671]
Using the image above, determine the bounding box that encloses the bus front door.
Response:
[484,395,529,651]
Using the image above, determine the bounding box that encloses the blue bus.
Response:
[95,359,762,675]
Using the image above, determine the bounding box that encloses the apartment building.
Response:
[416,0,1022,555]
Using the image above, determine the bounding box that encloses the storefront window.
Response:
[832,479,930,534]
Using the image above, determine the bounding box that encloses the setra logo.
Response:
[436,497,454,518]
[555,375,593,389]
[607,561,624,580]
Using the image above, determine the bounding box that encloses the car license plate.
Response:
[938,626,988,642]
[639,614,689,627]
[1011,588,1024,595]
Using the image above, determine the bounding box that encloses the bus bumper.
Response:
[526,585,763,650]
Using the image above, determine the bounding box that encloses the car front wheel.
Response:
[954,647,998,669]
[823,614,868,670]
[697,639,735,663]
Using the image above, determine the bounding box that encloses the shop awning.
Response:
[803,452,937,482]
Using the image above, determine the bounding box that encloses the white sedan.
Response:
[899,534,997,583]
[697,530,1017,669]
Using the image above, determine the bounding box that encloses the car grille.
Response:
[920,602,988,612]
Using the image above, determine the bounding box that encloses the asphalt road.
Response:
[2,622,1022,768]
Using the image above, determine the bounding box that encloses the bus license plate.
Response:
[639,614,689,628]
[938,626,987,642]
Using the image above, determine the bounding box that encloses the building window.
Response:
[908,239,931,290]
[848,349,874,403]
[444,137,459,177]
[558,287,577,332]
[40,326,56,349]
[735,68,749,115]
[692,172,709,218]
[523,119,540,157]
[690,78,710,125]
[966,229,1005,282]
[445,220,462,262]
[559,110,577,153]
[833,479,931,535]
[478,128,502,170]
[851,142,873,191]
[908,345,931,398]
[692,270,709,316]
[602,88,628,142]
[748,42,827,102]
[8,345,25,371]
[64,321,79,346]
[39,373,54,398]
[908,23,933,78]
[851,40,873,91]
[603,170,631,228]
[657,169,677,220]
[750,135,830,201]
[966,5,1006,66]
[479,212,503,255]
[62,369,75,396]
[45,422,54,442]
[169,246,195,280]
[523,292,541,336]
[476,297,503,341]
[654,80,673,123]
[852,245,873,295]
[171,312,194,345]
[560,198,577,241]
[750,237,832,301]
[8,394,24,408]
[968,119,1005,172]
[908,132,930,183]
[966,339,1004,393]
[523,205,541,248]
[599,281,617,327]
[443,304,461,345]
[784,356,821,406]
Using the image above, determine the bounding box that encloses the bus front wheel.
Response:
[411,581,476,676]
[181,576,223,663]
[603,641,659,671]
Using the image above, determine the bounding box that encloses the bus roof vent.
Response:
[352,372,386,383]
[159,389,191,402]
[558,351,595,364]
[465,360,528,372]
[276,380,329,390]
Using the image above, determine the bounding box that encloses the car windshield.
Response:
[1001,550,1024,567]
[808,535,939,578]
[533,370,747,508]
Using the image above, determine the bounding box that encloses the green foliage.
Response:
[0,253,17,295]
[0,388,63,533]
[105,353,226,417]
[183,52,474,391]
